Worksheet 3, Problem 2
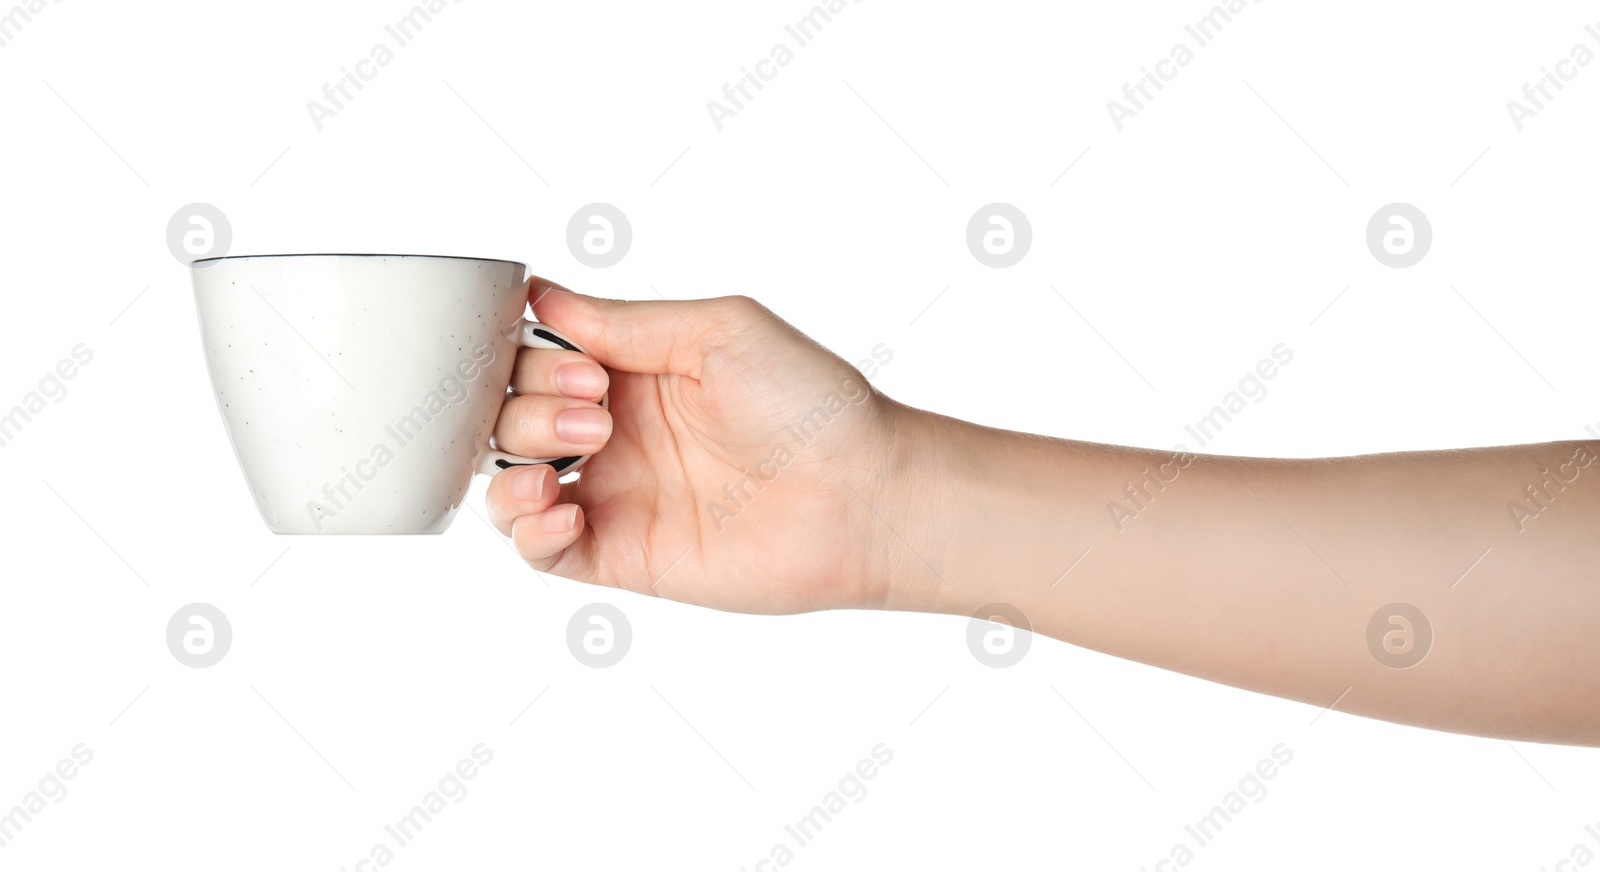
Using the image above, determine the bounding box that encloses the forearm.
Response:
[876,405,1600,746]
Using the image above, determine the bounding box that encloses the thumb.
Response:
[529,279,755,379]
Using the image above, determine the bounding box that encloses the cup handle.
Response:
[474,320,608,478]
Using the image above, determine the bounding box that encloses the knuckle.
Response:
[719,294,766,320]
[509,520,542,562]
[522,349,574,391]
[503,396,556,440]
[703,295,769,347]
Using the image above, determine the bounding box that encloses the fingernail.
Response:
[540,504,579,533]
[509,465,547,502]
[555,407,611,443]
[555,362,607,398]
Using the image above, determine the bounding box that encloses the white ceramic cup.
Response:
[191,253,603,534]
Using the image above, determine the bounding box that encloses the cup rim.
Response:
[191,252,526,268]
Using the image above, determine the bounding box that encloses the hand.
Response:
[485,280,908,614]
[485,284,1600,745]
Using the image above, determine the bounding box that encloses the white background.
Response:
[2,0,1598,869]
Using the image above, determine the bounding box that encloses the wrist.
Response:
[858,402,1026,617]
[861,403,1107,625]
[852,400,947,613]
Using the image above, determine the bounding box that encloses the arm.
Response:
[486,283,1600,746]
[875,409,1600,746]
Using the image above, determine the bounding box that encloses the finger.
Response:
[510,504,586,573]
[529,278,765,379]
[494,393,611,457]
[485,464,559,536]
[511,346,609,400]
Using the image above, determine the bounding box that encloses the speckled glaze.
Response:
[192,254,599,534]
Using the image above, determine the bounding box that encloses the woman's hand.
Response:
[486,281,1600,745]
[485,280,910,614]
